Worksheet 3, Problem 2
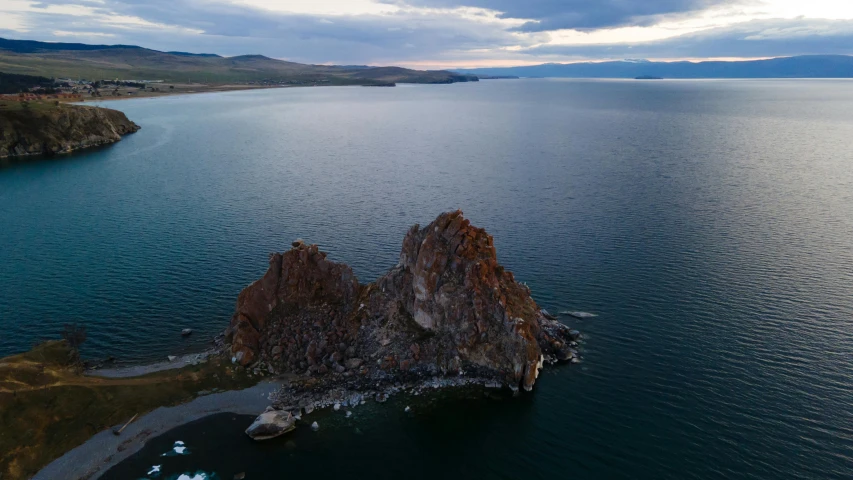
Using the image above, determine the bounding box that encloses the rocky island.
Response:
[226,211,580,437]
[0,101,139,159]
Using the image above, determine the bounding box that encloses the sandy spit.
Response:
[85,350,216,378]
[33,380,281,480]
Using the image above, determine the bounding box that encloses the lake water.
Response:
[2,79,853,479]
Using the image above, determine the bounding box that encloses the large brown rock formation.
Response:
[226,211,577,391]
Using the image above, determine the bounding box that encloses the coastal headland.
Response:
[3,211,580,479]
[0,37,479,104]
[228,210,580,391]
[227,210,580,438]
[0,100,139,160]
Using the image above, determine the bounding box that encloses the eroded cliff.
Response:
[0,103,140,159]
[227,211,578,392]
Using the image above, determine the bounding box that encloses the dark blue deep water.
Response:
[2,79,853,479]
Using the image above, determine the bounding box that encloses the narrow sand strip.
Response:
[34,380,281,480]
[86,350,215,378]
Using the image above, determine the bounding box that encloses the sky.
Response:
[1,0,852,68]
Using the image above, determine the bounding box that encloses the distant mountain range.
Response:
[4,37,850,83]
[457,55,853,79]
[0,37,477,85]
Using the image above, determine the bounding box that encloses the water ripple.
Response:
[4,79,853,480]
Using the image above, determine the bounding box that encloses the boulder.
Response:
[181,328,193,336]
[345,358,363,370]
[245,410,296,441]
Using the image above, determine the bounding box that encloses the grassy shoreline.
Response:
[73,82,295,103]
[0,341,260,480]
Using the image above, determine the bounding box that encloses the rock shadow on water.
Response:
[0,141,121,169]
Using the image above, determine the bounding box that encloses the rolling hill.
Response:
[457,55,853,79]
[0,37,478,85]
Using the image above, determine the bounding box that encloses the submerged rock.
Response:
[245,410,296,441]
[226,210,578,392]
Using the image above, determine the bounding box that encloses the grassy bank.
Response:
[0,99,64,112]
[0,341,259,480]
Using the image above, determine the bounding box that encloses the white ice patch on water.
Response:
[175,473,212,480]
[160,440,190,457]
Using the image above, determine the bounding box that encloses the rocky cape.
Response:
[0,103,139,159]
[226,211,579,431]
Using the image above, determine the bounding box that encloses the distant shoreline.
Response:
[73,83,294,103]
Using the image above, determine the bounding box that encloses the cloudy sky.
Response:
[1,0,852,68]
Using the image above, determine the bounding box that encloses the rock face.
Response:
[226,211,577,391]
[0,104,140,159]
[245,410,296,440]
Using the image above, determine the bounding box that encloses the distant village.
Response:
[0,74,341,103]
[0,70,383,107]
[0,76,173,102]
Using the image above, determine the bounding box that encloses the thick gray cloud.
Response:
[7,1,853,65]
[384,0,742,31]
[18,0,545,64]
[523,18,853,59]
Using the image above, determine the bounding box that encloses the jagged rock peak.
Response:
[226,210,578,391]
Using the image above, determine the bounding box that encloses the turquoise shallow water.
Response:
[2,79,853,479]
